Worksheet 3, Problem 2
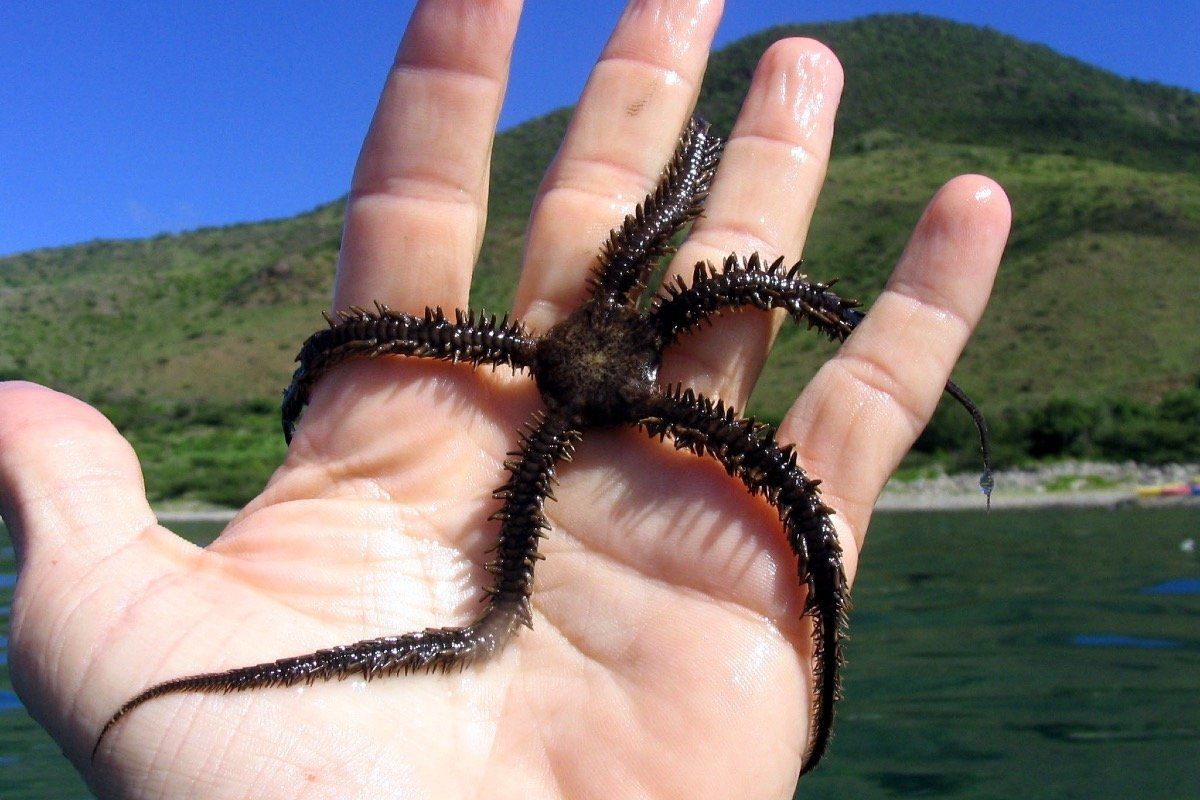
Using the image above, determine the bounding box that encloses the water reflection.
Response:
[1142,577,1200,595]
[1070,634,1184,649]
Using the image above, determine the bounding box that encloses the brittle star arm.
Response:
[651,262,995,504]
[633,386,848,776]
[588,117,723,308]
[93,407,579,760]
[649,253,861,346]
[281,303,538,442]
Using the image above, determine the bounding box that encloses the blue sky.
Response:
[2,1,1197,257]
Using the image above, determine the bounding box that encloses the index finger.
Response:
[334,0,523,314]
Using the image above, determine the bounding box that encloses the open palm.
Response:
[1,2,1009,798]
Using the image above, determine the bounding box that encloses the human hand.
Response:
[1,1,1009,798]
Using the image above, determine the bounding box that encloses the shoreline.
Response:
[876,460,1199,512]
[155,462,1200,523]
[154,492,1196,523]
[874,489,1199,512]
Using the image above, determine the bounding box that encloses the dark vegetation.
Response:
[2,15,1197,505]
[913,380,1200,472]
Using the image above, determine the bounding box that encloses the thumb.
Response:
[0,381,157,574]
[0,382,181,756]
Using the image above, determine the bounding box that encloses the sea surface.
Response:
[2,508,1198,799]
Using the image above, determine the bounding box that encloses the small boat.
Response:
[1136,480,1200,498]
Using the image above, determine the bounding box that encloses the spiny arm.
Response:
[93,409,578,761]
[651,259,994,501]
[634,386,848,776]
[589,117,723,308]
[282,303,538,442]
[943,378,994,507]
[649,253,861,345]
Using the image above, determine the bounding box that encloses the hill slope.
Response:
[2,15,1197,502]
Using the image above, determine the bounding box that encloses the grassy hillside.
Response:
[2,15,1197,504]
[710,15,1200,172]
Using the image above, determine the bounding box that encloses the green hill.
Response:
[2,14,1197,504]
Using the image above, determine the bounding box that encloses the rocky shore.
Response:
[877,460,1200,511]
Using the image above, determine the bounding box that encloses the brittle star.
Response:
[95,118,992,775]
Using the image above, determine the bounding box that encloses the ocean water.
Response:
[2,508,1197,799]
